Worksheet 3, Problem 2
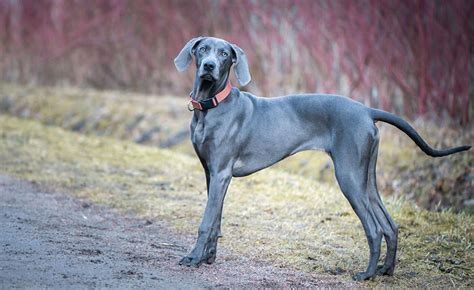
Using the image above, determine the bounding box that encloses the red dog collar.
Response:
[188,81,232,111]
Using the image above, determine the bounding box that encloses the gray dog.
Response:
[174,36,470,280]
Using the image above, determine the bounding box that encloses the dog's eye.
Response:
[199,47,206,53]
[221,51,228,57]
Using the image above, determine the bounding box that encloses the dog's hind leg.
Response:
[331,132,383,281]
[366,131,398,275]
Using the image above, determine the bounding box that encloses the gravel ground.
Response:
[0,175,350,288]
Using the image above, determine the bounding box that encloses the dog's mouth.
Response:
[199,73,217,82]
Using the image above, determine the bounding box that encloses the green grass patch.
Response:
[0,115,472,287]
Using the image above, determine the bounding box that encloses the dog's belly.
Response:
[232,132,329,177]
[232,152,284,177]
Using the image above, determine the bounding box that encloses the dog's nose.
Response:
[203,61,216,71]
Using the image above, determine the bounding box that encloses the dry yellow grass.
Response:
[2,82,471,213]
[0,82,188,146]
[0,115,472,287]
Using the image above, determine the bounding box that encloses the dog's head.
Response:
[174,37,251,87]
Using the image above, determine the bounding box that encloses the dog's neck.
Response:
[192,75,230,101]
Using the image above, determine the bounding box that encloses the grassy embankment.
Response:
[0,113,472,287]
[1,83,472,212]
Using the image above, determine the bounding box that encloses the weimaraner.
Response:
[174,36,471,280]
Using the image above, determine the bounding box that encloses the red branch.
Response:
[0,0,471,124]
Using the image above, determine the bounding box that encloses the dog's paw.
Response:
[204,252,216,264]
[376,264,394,276]
[178,255,202,267]
[352,271,375,281]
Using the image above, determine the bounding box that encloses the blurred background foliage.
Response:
[0,0,472,124]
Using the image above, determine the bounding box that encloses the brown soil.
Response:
[0,174,352,288]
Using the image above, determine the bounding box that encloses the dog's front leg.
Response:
[179,170,231,267]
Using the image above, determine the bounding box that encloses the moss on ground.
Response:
[0,115,472,287]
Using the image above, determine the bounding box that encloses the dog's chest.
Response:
[191,114,230,157]
[191,120,205,145]
[191,116,216,149]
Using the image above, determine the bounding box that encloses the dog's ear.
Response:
[230,43,251,86]
[174,37,204,72]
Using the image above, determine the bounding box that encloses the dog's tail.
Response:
[369,108,471,157]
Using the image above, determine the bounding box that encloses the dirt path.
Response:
[0,175,349,288]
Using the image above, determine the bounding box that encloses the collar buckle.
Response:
[187,100,195,111]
